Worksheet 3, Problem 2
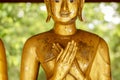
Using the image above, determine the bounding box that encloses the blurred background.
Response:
[0,2,120,80]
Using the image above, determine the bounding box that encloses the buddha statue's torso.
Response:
[32,30,100,80]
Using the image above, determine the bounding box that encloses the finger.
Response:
[56,49,63,62]
[65,41,77,64]
[61,41,71,61]
[55,43,62,53]
[52,43,60,53]
[69,46,78,64]
[63,40,75,62]
[56,43,63,51]
[52,48,58,56]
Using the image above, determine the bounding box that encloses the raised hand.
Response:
[51,40,78,80]
[52,41,91,80]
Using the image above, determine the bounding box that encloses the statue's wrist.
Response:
[50,71,65,80]
[49,76,62,80]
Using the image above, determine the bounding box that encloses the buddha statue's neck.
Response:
[53,22,77,36]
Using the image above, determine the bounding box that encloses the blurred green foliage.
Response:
[0,2,120,80]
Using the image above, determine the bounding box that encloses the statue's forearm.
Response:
[49,74,65,80]
[101,67,111,80]
[49,70,68,80]
[69,59,87,80]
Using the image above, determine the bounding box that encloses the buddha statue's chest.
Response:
[37,37,96,72]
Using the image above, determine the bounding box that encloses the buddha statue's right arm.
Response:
[20,39,40,80]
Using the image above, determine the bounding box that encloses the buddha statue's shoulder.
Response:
[77,29,101,40]
[23,30,56,62]
[74,30,101,47]
[75,29,108,58]
[76,29,109,60]
[24,30,54,45]
[77,29,108,46]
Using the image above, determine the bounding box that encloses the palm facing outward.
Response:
[51,40,78,80]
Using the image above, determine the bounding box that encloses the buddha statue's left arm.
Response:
[90,38,111,80]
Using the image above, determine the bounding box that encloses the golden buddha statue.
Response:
[20,0,111,80]
[0,39,8,80]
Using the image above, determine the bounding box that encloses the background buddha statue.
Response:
[0,39,8,80]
